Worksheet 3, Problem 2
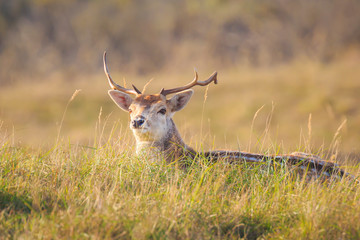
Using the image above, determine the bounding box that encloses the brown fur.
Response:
[134,94,164,105]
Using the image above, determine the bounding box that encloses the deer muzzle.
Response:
[131,116,145,129]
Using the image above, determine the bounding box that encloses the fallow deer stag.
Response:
[103,52,349,179]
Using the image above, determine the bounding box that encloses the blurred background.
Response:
[0,0,359,156]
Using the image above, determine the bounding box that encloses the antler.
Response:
[160,70,218,96]
[103,51,141,95]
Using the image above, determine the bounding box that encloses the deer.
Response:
[103,52,350,179]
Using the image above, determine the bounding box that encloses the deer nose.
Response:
[131,116,145,129]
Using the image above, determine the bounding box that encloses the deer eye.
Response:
[158,108,166,115]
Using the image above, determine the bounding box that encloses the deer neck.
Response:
[134,118,195,162]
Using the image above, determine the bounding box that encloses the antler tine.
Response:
[160,71,218,96]
[132,84,142,94]
[103,51,141,96]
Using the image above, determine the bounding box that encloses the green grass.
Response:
[1,58,360,239]
[0,134,359,239]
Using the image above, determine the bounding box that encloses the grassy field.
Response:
[1,57,360,239]
[0,135,359,239]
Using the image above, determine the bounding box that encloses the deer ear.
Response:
[108,90,133,112]
[168,89,194,112]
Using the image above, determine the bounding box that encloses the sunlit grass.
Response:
[0,58,359,238]
[0,132,359,239]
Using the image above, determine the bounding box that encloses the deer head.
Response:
[103,52,217,151]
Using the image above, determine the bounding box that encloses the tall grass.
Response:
[1,58,359,238]
[0,124,359,239]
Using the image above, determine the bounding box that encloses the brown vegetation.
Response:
[1,0,359,154]
[1,0,360,82]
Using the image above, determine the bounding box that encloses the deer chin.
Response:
[131,125,169,143]
[132,128,157,142]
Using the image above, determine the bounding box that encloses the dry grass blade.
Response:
[56,89,82,145]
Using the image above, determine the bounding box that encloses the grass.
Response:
[0,57,360,239]
[0,134,359,239]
